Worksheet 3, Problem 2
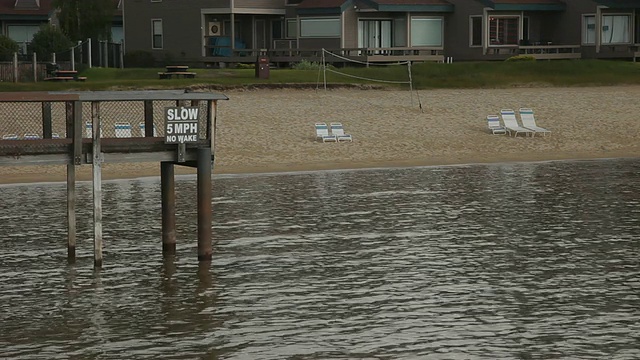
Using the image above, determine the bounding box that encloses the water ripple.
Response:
[0,159,639,359]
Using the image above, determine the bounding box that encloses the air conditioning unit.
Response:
[208,22,221,36]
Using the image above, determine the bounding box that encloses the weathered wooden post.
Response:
[91,101,103,268]
[161,162,176,255]
[42,102,52,139]
[197,147,212,261]
[65,102,76,262]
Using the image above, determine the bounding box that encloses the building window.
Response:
[470,16,482,46]
[286,19,297,38]
[7,25,40,53]
[300,18,340,38]
[583,15,595,44]
[410,17,443,47]
[489,16,519,45]
[152,19,163,49]
[602,14,630,44]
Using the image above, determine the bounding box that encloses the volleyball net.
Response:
[316,48,423,112]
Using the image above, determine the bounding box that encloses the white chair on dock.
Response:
[139,122,158,137]
[2,134,18,140]
[519,108,551,136]
[115,122,133,138]
[24,133,41,140]
[330,122,353,142]
[85,122,103,138]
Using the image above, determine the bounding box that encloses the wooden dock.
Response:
[0,90,228,268]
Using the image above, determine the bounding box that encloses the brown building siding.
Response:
[343,5,357,48]
[443,0,485,60]
[235,0,285,9]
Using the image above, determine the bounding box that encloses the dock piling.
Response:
[197,147,212,261]
[91,102,103,268]
[161,162,177,255]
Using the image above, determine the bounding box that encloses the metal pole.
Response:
[71,46,75,71]
[52,52,56,64]
[119,41,125,69]
[33,52,37,82]
[161,162,177,255]
[92,101,103,268]
[88,38,92,68]
[13,52,17,83]
[98,40,103,67]
[197,147,212,262]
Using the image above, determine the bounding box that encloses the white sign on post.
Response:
[164,106,199,144]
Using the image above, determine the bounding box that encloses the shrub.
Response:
[124,50,155,68]
[235,63,255,69]
[0,34,19,61]
[29,25,73,62]
[505,55,536,62]
[292,59,323,70]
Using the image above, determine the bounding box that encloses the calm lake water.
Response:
[0,159,639,359]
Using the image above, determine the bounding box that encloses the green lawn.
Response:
[1,60,638,92]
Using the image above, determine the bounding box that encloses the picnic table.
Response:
[158,65,196,79]
[44,67,87,82]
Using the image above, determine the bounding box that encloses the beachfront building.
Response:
[0,0,53,54]
[445,0,639,61]
[122,0,640,66]
[0,0,124,54]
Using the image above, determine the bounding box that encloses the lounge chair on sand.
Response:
[330,122,353,142]
[487,115,507,135]
[519,108,551,136]
[500,109,534,137]
[315,122,337,142]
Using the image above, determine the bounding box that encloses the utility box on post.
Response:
[255,56,270,79]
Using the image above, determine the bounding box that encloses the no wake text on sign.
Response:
[164,106,199,144]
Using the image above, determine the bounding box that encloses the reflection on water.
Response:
[0,159,639,359]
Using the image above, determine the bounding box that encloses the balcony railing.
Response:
[518,45,581,59]
[204,44,444,64]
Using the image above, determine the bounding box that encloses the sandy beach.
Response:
[1,85,639,184]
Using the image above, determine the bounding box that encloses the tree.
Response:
[54,0,115,42]
[0,34,19,61]
[29,24,73,61]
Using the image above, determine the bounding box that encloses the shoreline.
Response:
[1,151,637,186]
[2,86,640,185]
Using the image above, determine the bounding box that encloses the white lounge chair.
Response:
[330,122,353,142]
[85,122,103,138]
[315,122,337,142]
[2,134,18,140]
[487,115,507,135]
[139,122,158,137]
[115,122,133,138]
[519,108,551,137]
[500,109,534,137]
[24,133,41,140]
